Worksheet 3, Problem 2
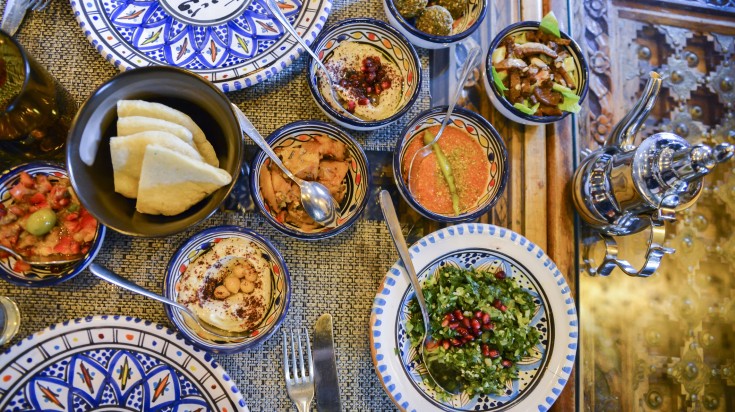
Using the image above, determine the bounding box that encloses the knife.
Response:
[1,0,27,36]
[313,313,342,412]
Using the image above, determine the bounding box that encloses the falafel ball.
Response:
[394,0,428,18]
[436,0,468,19]
[415,5,453,36]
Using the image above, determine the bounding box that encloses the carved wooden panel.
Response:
[577,1,735,411]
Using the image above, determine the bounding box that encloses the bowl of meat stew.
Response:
[483,17,589,125]
[0,162,105,286]
[249,120,370,240]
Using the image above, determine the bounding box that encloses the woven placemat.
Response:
[0,0,433,410]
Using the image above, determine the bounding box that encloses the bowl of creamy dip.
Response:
[164,225,290,353]
[307,18,422,131]
[393,106,508,222]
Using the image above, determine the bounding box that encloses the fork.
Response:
[282,328,314,412]
[27,0,50,11]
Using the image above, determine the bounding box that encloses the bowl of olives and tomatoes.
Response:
[0,162,105,286]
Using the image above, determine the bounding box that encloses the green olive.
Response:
[26,208,57,236]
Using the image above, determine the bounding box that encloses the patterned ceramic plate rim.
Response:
[70,0,332,91]
[0,162,106,287]
[0,315,248,411]
[369,223,578,412]
[164,225,291,353]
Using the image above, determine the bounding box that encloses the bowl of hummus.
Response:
[164,225,290,353]
[393,106,508,222]
[307,18,422,131]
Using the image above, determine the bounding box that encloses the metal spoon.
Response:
[0,244,81,266]
[231,104,339,228]
[89,263,249,341]
[407,44,482,203]
[378,190,462,394]
[264,0,363,122]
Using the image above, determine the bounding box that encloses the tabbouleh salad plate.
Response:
[369,223,577,411]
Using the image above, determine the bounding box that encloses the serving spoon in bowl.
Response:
[231,104,339,228]
[0,244,81,267]
[379,190,462,395]
[89,263,250,342]
[264,0,363,122]
[406,44,481,214]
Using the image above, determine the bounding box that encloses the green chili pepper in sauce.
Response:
[423,130,461,215]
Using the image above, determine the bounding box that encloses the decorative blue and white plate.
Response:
[369,223,577,411]
[70,0,332,91]
[0,315,248,411]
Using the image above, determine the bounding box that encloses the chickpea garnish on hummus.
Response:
[177,238,272,333]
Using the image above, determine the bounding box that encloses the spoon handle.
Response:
[265,0,331,79]
[435,44,482,141]
[89,263,190,314]
[231,103,300,183]
[378,191,431,330]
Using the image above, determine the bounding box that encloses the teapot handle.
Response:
[589,210,675,277]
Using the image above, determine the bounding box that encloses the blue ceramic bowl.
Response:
[164,225,290,354]
[307,18,422,131]
[250,120,370,240]
[483,21,589,125]
[393,106,508,222]
[383,0,487,49]
[0,162,106,287]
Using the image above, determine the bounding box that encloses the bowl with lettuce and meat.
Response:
[483,12,589,125]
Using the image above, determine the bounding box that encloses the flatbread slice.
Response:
[117,100,219,167]
[110,131,203,199]
[117,116,196,148]
[136,144,232,216]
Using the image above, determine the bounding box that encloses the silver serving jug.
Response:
[573,72,733,277]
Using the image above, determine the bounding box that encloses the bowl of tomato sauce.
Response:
[393,106,508,222]
[0,162,105,287]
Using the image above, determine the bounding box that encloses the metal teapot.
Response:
[572,72,734,277]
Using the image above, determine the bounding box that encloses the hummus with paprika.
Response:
[177,237,272,333]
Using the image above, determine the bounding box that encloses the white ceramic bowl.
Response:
[383,0,487,49]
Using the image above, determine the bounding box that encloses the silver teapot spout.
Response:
[572,71,733,277]
[607,72,662,151]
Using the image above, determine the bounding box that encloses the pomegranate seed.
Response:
[366,86,372,93]
[493,299,503,309]
[482,344,491,357]
[357,97,369,105]
[488,348,500,359]
[472,327,483,337]
[463,334,474,342]
[441,318,449,328]
[454,310,464,320]
[471,319,481,330]
[444,313,455,322]
[501,359,513,368]
[495,270,506,280]
[442,340,450,350]
[500,304,508,312]
[462,317,471,329]
[482,321,495,331]
[457,327,469,336]
[346,101,356,112]
[426,340,438,350]
[375,84,382,94]
[482,313,491,324]
[451,338,461,346]
[448,322,459,329]
[381,80,391,90]
[474,310,483,319]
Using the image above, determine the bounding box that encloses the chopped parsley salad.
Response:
[406,265,541,396]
